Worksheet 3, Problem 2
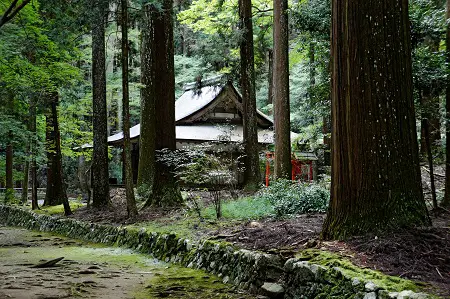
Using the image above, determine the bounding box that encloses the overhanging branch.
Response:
[0,0,31,29]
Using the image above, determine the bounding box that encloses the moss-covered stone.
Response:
[0,205,434,299]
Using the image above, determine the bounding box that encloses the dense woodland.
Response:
[0,0,450,242]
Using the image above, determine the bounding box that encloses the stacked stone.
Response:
[0,205,430,299]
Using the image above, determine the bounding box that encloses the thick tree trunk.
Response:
[273,0,291,179]
[92,0,110,208]
[43,93,72,216]
[121,0,138,218]
[444,0,450,207]
[239,0,261,190]
[142,0,182,207]
[322,0,430,239]
[137,3,156,191]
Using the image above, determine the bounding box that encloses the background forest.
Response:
[0,0,448,208]
[1,0,447,197]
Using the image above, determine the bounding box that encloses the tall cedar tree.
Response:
[121,0,138,217]
[239,0,261,190]
[43,93,72,216]
[5,95,13,202]
[273,0,291,179]
[91,0,110,208]
[141,1,182,207]
[321,0,430,239]
[444,0,450,207]
[137,4,156,190]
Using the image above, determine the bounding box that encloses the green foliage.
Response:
[202,196,274,220]
[256,179,329,218]
[174,55,216,98]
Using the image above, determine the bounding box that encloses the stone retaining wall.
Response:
[0,205,430,299]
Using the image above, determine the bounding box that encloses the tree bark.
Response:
[322,0,430,239]
[121,0,138,217]
[21,145,29,204]
[267,49,274,110]
[30,98,38,210]
[142,0,182,207]
[5,139,13,203]
[273,0,291,179]
[92,0,110,208]
[444,0,450,207]
[239,0,261,190]
[423,119,438,209]
[420,85,441,156]
[43,92,72,216]
[137,3,156,191]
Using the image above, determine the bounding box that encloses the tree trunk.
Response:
[43,93,72,216]
[137,3,156,192]
[121,0,138,218]
[30,98,38,210]
[142,0,182,207]
[321,0,430,239]
[309,41,316,89]
[420,85,441,156]
[267,49,274,110]
[239,0,261,190]
[423,119,438,209]
[444,0,450,207]
[5,139,13,203]
[273,0,291,179]
[21,148,29,204]
[92,0,110,208]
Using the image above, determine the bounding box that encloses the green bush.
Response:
[256,179,329,218]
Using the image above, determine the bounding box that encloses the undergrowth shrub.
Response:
[256,179,329,218]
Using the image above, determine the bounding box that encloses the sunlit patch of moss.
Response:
[295,249,421,292]
[130,217,241,241]
[134,266,253,299]
[35,201,85,215]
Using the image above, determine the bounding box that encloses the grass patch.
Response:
[296,249,420,292]
[35,201,85,215]
[202,197,274,220]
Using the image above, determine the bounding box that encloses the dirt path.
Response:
[0,226,255,299]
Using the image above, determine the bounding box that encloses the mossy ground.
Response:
[134,267,254,299]
[0,226,256,299]
[295,249,420,292]
[33,201,85,215]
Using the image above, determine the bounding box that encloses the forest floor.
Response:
[0,226,256,299]
[67,191,450,298]
[54,165,450,297]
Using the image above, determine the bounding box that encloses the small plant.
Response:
[186,192,204,222]
[255,179,329,218]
